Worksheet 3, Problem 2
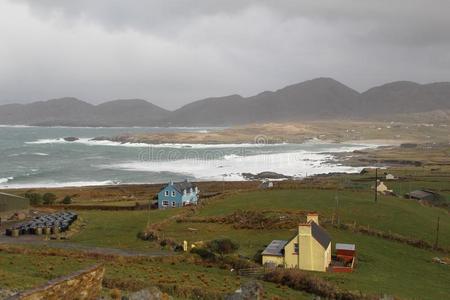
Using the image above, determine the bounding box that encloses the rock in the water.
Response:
[64,137,79,142]
[242,171,291,180]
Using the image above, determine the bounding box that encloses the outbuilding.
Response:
[405,189,442,202]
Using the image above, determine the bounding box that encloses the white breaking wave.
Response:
[100,149,368,181]
[26,138,288,149]
[32,152,49,156]
[0,125,35,128]
[8,152,49,157]
[0,177,14,184]
[0,180,120,189]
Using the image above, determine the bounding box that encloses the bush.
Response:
[42,193,57,205]
[263,269,372,300]
[174,244,184,252]
[207,238,239,258]
[253,249,264,264]
[24,192,42,205]
[222,256,258,270]
[62,195,72,204]
[191,248,216,261]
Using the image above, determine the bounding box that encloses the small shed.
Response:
[261,240,287,267]
[405,190,442,202]
[385,174,396,180]
[259,180,274,189]
[336,243,356,257]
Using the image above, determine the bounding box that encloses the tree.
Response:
[24,192,42,206]
[62,195,72,205]
[207,238,239,258]
[42,193,57,205]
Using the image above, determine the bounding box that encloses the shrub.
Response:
[263,269,372,300]
[207,239,239,258]
[252,249,264,263]
[190,248,216,261]
[173,244,184,252]
[42,193,57,205]
[222,256,258,270]
[24,192,42,205]
[62,195,72,204]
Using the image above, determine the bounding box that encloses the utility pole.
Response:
[335,193,340,226]
[374,168,378,203]
[434,216,440,249]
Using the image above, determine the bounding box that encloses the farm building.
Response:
[330,243,357,273]
[259,180,274,189]
[385,174,396,180]
[262,212,332,272]
[405,189,443,202]
[376,181,393,195]
[0,192,30,220]
[157,180,199,209]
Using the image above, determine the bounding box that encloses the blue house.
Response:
[157,180,199,209]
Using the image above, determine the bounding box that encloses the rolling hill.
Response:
[0,78,449,126]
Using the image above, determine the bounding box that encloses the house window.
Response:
[171,191,176,197]
[171,201,176,207]
[164,191,169,196]
[294,243,299,255]
[162,200,169,207]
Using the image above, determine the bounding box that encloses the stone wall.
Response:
[8,264,105,300]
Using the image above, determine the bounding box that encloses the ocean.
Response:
[0,126,377,189]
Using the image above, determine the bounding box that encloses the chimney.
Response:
[298,223,312,236]
[307,212,319,225]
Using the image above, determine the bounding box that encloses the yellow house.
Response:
[262,213,331,272]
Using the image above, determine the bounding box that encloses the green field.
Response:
[197,189,450,248]
[1,166,449,299]
[159,188,450,299]
[69,209,179,250]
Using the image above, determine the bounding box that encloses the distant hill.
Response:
[171,78,360,125]
[0,78,449,126]
[360,81,450,116]
[0,97,170,126]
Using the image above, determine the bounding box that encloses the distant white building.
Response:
[385,174,396,180]
[259,180,274,189]
[376,181,393,195]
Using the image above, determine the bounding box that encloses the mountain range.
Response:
[0,78,449,126]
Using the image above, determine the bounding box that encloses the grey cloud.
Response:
[0,0,449,109]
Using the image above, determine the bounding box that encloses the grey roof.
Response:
[406,190,439,199]
[262,240,288,256]
[311,222,331,249]
[336,243,356,251]
[161,180,197,194]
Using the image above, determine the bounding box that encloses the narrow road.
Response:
[0,235,173,257]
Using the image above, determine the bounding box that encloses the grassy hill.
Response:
[158,188,449,299]
[1,167,449,299]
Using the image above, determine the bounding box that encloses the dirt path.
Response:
[0,235,173,257]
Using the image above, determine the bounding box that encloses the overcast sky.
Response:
[0,0,449,109]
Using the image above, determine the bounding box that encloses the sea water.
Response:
[0,126,377,188]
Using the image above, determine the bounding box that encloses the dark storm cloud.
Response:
[1,0,450,109]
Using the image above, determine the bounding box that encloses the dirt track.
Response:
[0,235,173,257]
